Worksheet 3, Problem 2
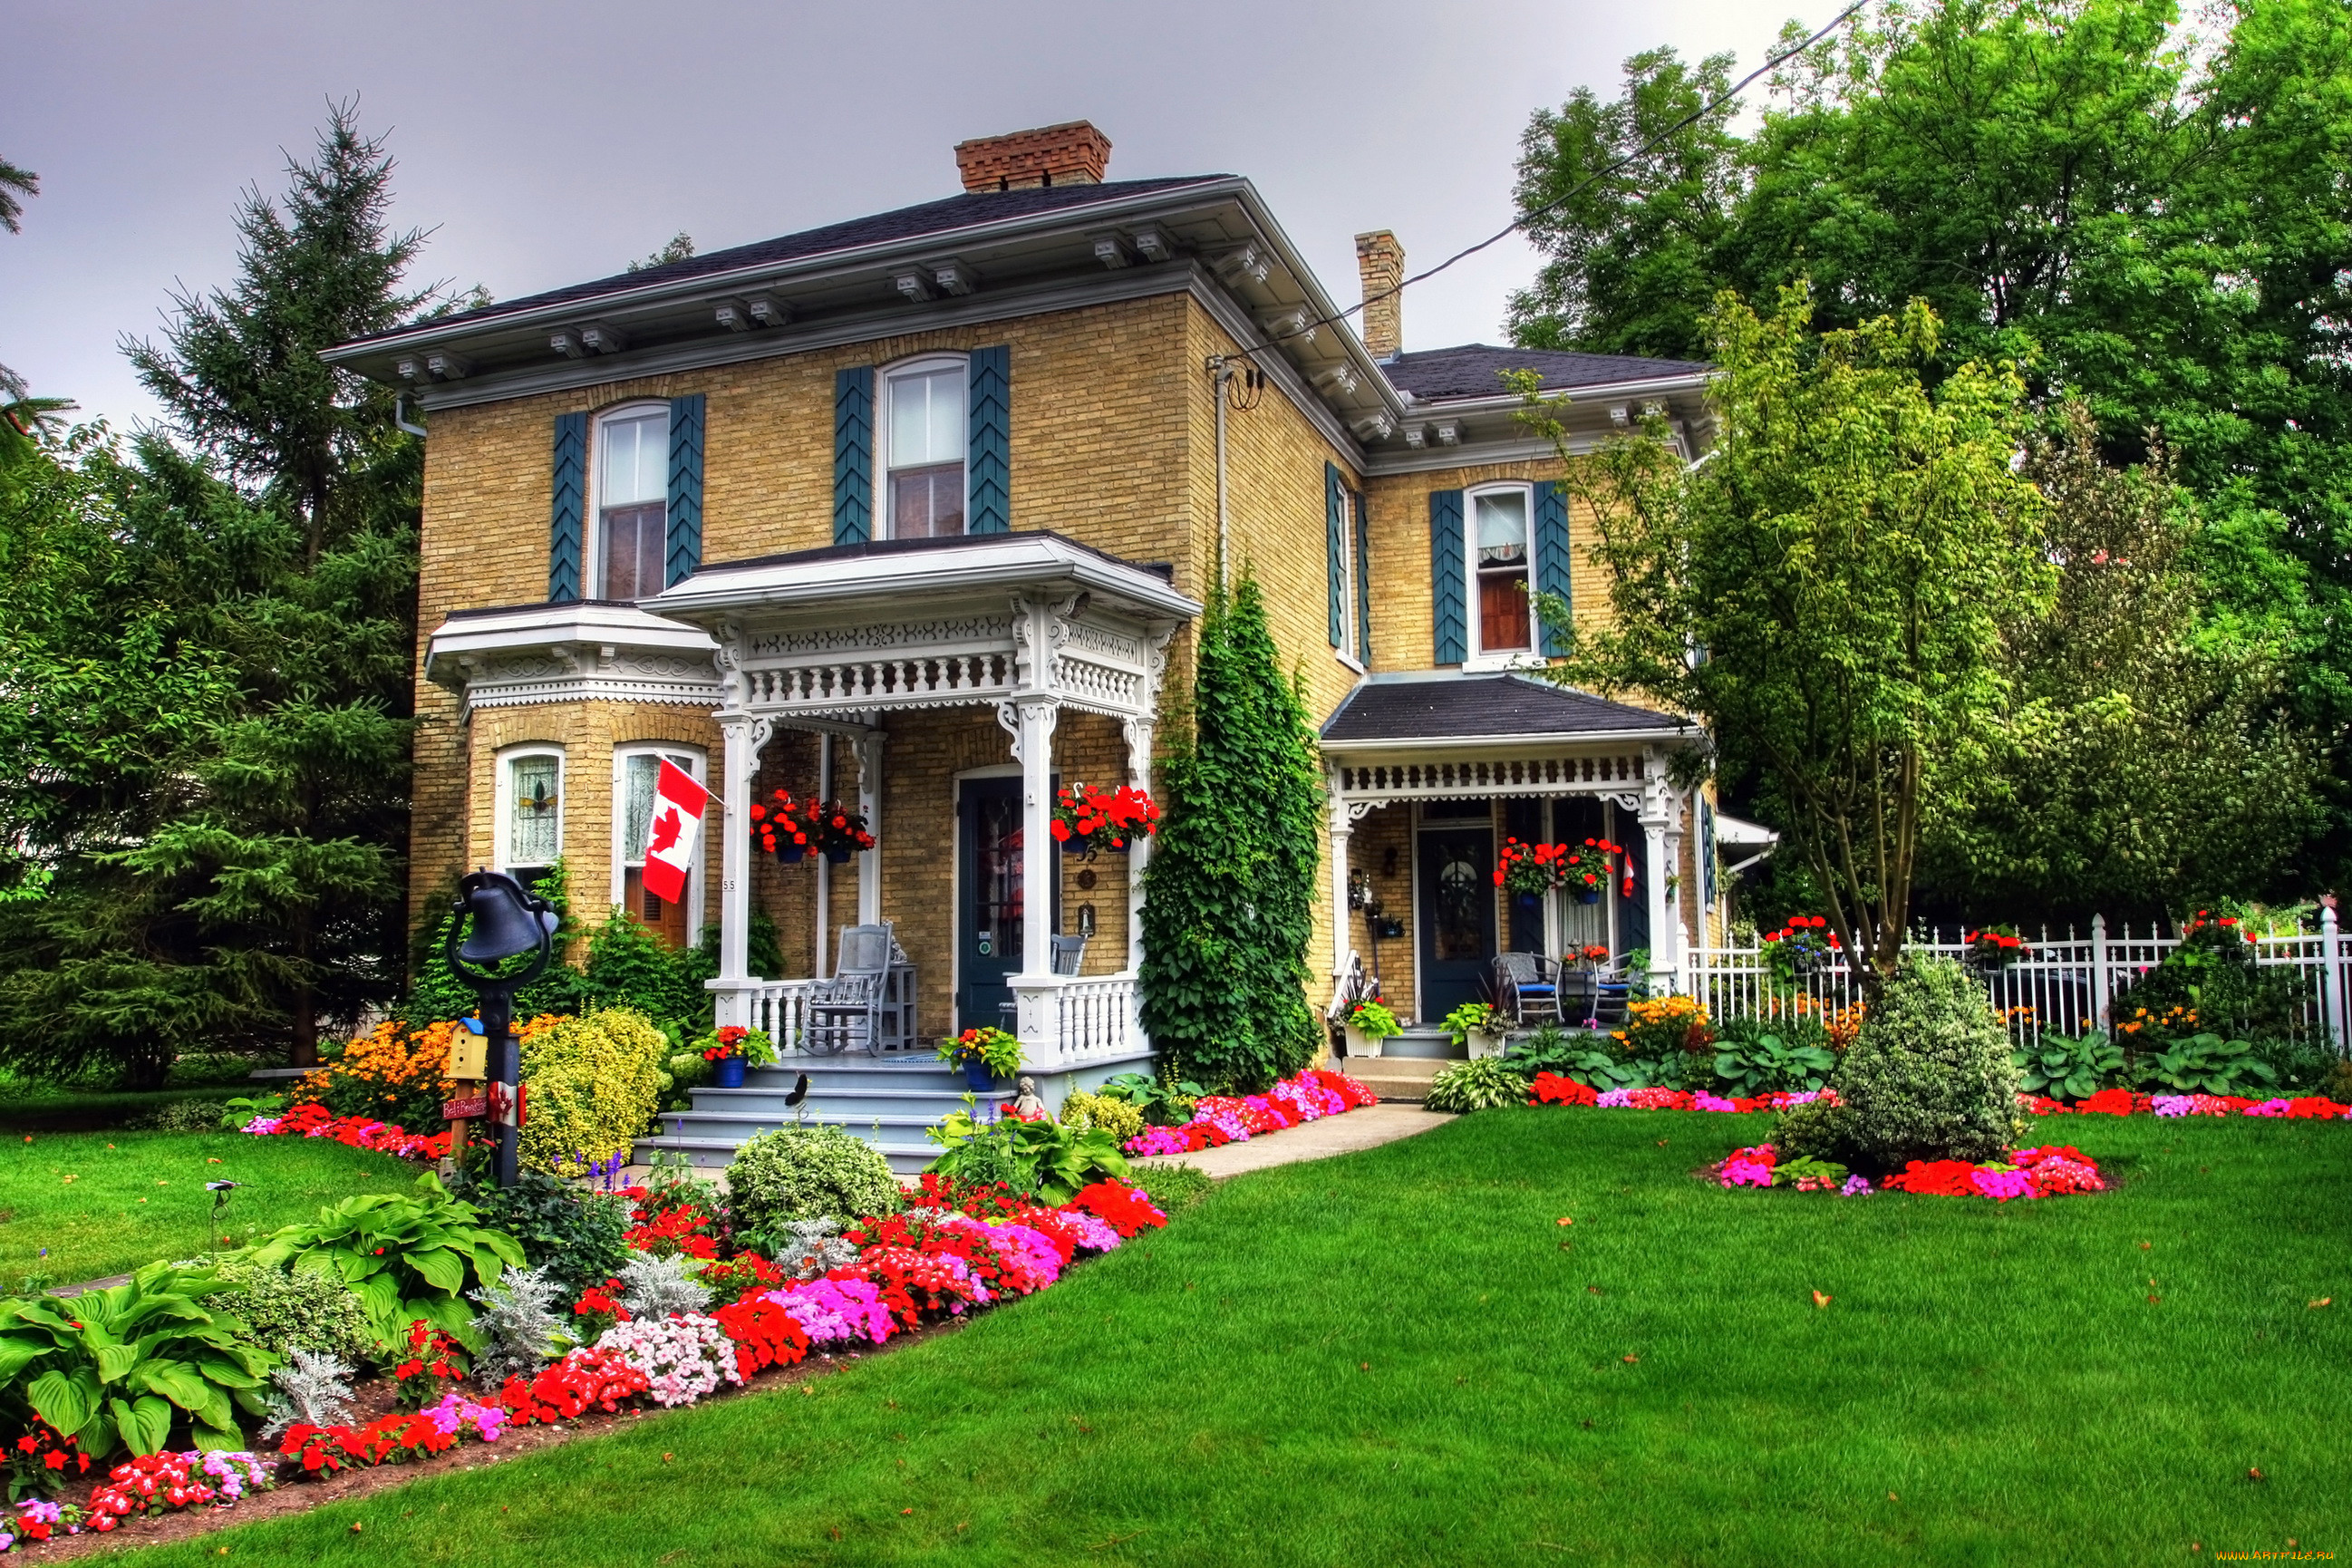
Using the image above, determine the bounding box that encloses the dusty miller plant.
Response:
[615,1253,711,1320]
[468,1264,572,1390]
[260,1347,356,1440]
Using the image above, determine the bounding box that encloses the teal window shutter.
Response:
[548,411,587,602]
[665,393,705,587]
[1429,489,1466,663]
[1534,479,1572,655]
[1352,488,1372,664]
[1325,462,1346,647]
[968,345,1011,534]
[834,367,874,544]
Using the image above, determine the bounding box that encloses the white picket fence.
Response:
[1683,908,2352,1050]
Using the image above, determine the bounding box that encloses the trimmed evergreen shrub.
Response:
[517,1008,666,1176]
[1140,572,1325,1090]
[724,1124,901,1242]
[1058,1090,1145,1145]
[1780,953,2022,1171]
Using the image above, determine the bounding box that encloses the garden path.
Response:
[1128,1102,1455,1177]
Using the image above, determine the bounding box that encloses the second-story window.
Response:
[596,403,668,598]
[885,358,965,538]
[1473,487,1533,655]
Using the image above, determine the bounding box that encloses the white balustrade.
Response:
[742,979,820,1050]
[1054,973,1142,1059]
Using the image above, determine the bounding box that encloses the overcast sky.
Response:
[3,0,1794,431]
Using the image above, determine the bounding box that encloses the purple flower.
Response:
[1839,1175,1873,1196]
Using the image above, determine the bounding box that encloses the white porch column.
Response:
[853,728,883,927]
[1328,772,1353,980]
[708,713,772,1027]
[1004,696,1064,1062]
[1638,751,1682,995]
[1123,718,1155,975]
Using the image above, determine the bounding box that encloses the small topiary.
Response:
[518,1007,667,1176]
[724,1124,902,1240]
[1059,1091,1145,1145]
[1785,953,2022,1172]
[210,1255,377,1368]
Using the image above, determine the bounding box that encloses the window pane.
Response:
[1480,569,1531,652]
[621,752,696,862]
[599,502,666,599]
[888,367,963,469]
[508,755,560,867]
[890,463,965,538]
[600,411,667,506]
[1476,490,1528,566]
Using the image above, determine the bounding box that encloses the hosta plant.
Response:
[0,1263,276,1459]
[924,1109,1132,1205]
[2011,1032,2125,1102]
[248,1172,524,1349]
[2134,1032,2279,1097]
[1711,1031,1836,1097]
[1424,1058,1532,1113]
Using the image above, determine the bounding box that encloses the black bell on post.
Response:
[444,869,558,1188]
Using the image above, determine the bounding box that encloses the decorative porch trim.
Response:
[423,601,721,711]
[1331,750,1650,810]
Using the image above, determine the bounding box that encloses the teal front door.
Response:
[1418,827,1495,1019]
[956,778,1058,1032]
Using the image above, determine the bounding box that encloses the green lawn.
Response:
[127,1108,2352,1567]
[2,1129,416,1290]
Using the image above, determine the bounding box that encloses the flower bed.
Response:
[1526,1073,1832,1115]
[2,1451,272,1550]
[1708,1141,2106,1201]
[239,1100,450,1160]
[1121,1070,1377,1157]
[2029,1088,2351,1120]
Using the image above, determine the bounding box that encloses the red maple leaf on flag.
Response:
[648,806,683,857]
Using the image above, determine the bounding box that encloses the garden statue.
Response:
[1010,1077,1047,1119]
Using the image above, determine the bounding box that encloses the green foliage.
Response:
[0,1263,274,1458]
[1785,954,2022,1172]
[1529,288,2047,985]
[208,1254,377,1368]
[1710,1031,1837,1098]
[1344,1000,1402,1040]
[2011,1032,2126,1102]
[247,1171,522,1349]
[1771,1155,1851,1190]
[2111,916,2310,1043]
[1097,1070,1204,1128]
[131,1098,237,1133]
[725,1125,902,1239]
[1439,1002,1501,1050]
[937,1027,1022,1078]
[216,1092,287,1131]
[1128,1163,1213,1215]
[659,1049,712,1112]
[2134,1034,2279,1098]
[1140,572,1325,1089]
[1424,1058,1533,1114]
[1058,1090,1145,1146]
[444,1167,631,1302]
[923,1108,1133,1205]
[517,1008,666,1176]
[1508,4,2352,887]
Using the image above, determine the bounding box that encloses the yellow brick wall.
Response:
[1360,458,1616,674]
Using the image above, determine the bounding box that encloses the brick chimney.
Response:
[1355,230,1404,360]
[954,121,1112,193]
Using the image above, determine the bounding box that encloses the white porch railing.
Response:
[1681,908,2351,1049]
[1056,972,1142,1058]
[736,972,1147,1064]
[741,979,819,1048]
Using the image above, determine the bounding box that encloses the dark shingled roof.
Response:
[346,177,1231,344]
[1321,675,1686,743]
[1380,343,1708,403]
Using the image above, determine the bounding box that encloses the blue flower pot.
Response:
[775,842,807,864]
[713,1057,746,1089]
[963,1058,995,1092]
[826,846,854,865]
[1577,889,1602,904]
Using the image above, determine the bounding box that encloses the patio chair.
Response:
[1493,952,1564,1027]
[998,934,1088,1032]
[1558,964,1632,1028]
[806,923,899,1056]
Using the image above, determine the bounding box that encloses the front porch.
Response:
[643,531,1199,1079]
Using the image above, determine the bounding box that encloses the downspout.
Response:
[1209,356,1232,590]
[394,395,427,439]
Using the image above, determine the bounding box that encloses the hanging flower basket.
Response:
[1966,925,2028,971]
[1050,783,1158,860]
[1495,838,1620,901]
[750,791,873,866]
[1762,916,1841,983]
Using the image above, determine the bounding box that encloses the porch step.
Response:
[633,1056,1012,1175]
[1340,1052,1465,1104]
[1376,1026,1458,1060]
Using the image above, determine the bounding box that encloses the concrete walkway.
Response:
[1130,1102,1456,1179]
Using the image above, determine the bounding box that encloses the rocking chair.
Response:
[997,934,1089,1033]
[805,923,900,1056]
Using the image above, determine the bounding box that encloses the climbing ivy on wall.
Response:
[1140,570,1326,1090]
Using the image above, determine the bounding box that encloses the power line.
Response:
[1253,2,1867,358]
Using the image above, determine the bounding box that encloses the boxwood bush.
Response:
[725,1124,901,1247]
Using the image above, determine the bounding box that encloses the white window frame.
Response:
[1335,488,1364,674]
[879,353,970,541]
[493,744,566,880]
[610,743,707,936]
[586,400,670,602]
[1463,480,1544,672]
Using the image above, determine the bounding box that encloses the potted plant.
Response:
[1965,924,2028,971]
[938,1026,1022,1090]
[1495,837,1564,906]
[813,799,876,865]
[1563,838,1621,904]
[1342,998,1402,1059]
[1051,782,1158,859]
[750,789,818,863]
[1761,915,1840,985]
[1441,1002,1506,1060]
[698,1024,776,1089]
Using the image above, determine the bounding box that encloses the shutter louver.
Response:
[547,411,587,603]
[1325,462,1346,647]
[1352,488,1372,665]
[1429,489,1466,663]
[664,393,705,588]
[833,367,874,545]
[968,345,1011,535]
[1534,479,1572,655]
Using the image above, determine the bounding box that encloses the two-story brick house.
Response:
[326,121,1726,1149]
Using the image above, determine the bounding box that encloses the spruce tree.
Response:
[0,104,446,1079]
[1139,571,1326,1089]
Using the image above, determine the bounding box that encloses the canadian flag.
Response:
[640,759,711,905]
